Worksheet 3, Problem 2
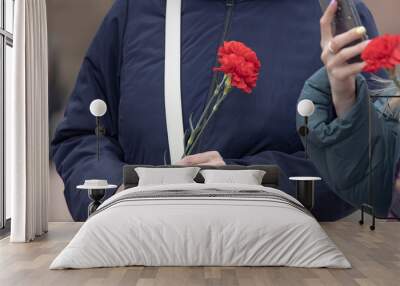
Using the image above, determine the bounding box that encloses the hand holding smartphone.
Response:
[319,0,371,117]
[319,0,368,63]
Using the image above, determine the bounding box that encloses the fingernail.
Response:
[355,26,366,35]
[330,0,336,5]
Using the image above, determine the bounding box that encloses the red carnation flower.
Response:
[361,34,400,73]
[214,41,261,93]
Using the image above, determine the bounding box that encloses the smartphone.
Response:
[319,0,368,63]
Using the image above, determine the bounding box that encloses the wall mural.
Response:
[47,0,400,223]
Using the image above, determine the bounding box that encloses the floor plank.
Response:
[0,221,399,286]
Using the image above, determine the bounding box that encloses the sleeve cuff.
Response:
[304,68,371,146]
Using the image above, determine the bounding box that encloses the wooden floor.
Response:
[0,221,399,286]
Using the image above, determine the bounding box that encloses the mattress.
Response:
[50,183,350,269]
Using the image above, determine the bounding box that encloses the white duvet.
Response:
[50,183,350,269]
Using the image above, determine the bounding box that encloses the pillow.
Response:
[200,169,266,185]
[135,167,201,186]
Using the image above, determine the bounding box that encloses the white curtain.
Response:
[8,0,49,242]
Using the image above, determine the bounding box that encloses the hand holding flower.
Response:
[177,151,225,166]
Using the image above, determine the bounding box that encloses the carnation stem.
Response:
[195,75,226,129]
[185,89,229,156]
[184,75,230,156]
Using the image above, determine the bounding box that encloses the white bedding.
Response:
[50,183,350,269]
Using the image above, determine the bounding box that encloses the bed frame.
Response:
[123,165,281,189]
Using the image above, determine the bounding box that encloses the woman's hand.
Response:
[320,0,369,118]
[176,151,226,166]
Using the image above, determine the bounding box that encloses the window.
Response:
[0,0,14,232]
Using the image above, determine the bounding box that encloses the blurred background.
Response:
[47,0,113,221]
[46,0,400,221]
[364,0,399,34]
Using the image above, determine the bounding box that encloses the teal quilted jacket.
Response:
[297,68,399,218]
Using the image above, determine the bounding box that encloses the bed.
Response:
[50,165,350,269]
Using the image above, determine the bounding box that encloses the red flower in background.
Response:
[361,34,400,73]
[214,41,261,93]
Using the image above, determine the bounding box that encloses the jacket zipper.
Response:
[205,0,235,104]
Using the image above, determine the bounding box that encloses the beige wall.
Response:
[364,0,400,34]
[47,0,113,222]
